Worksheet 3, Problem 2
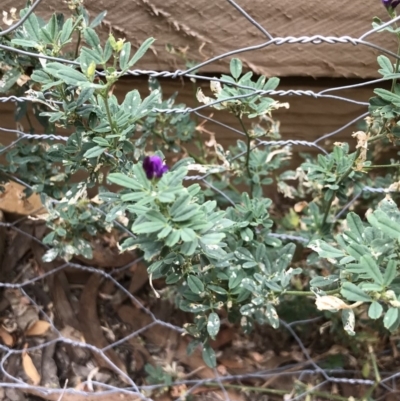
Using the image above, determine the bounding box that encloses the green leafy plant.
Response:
[310,197,400,333]
[2,0,400,370]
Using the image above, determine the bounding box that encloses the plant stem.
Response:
[282,288,340,297]
[237,115,253,193]
[391,35,400,92]
[364,164,400,169]
[321,194,336,230]
[362,346,381,400]
[103,93,116,136]
[369,132,387,144]
[192,81,199,125]
[203,382,356,401]
[73,7,82,60]
[368,117,388,144]
[74,30,81,59]
[204,382,286,396]
[25,111,34,134]
[321,149,360,229]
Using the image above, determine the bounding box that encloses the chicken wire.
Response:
[0,0,399,400]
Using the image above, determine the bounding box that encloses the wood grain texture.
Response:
[0,76,376,151]
[0,0,396,78]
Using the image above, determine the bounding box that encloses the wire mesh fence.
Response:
[0,0,400,400]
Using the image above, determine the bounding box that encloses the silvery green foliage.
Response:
[310,197,400,333]
[102,164,300,363]
[0,5,301,367]
[2,2,400,368]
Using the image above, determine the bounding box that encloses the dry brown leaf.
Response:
[24,388,143,401]
[218,357,244,370]
[17,74,30,86]
[216,364,227,375]
[26,320,51,336]
[2,12,13,26]
[0,181,44,215]
[170,383,188,398]
[4,289,39,332]
[22,345,41,385]
[352,130,370,171]
[60,325,85,343]
[249,351,264,363]
[315,295,363,311]
[294,201,308,213]
[196,88,214,106]
[315,295,349,311]
[0,327,14,347]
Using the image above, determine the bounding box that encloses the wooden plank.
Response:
[0,75,382,202]
[0,76,375,152]
[0,0,396,78]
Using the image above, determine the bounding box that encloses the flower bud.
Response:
[87,61,96,78]
[142,155,169,180]
[382,0,400,10]
[108,34,117,50]
[115,39,125,53]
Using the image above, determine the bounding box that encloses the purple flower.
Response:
[142,155,169,179]
[383,0,400,9]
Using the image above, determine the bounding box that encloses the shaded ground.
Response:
[0,216,399,401]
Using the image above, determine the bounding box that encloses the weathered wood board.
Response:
[0,0,397,78]
[0,76,376,152]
